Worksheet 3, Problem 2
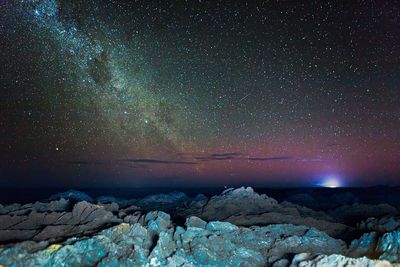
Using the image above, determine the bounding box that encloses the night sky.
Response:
[1,0,400,187]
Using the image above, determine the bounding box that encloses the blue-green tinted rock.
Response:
[0,211,349,267]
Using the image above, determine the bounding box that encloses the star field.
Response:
[1,0,400,187]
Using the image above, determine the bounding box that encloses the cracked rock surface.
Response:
[0,200,121,244]
[1,187,400,266]
[0,211,347,266]
[177,187,349,237]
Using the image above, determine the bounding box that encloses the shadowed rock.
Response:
[328,204,398,225]
[348,229,400,263]
[0,201,121,244]
[179,186,349,237]
[0,199,70,216]
[359,216,400,233]
[377,230,400,262]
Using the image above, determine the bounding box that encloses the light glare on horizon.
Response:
[320,175,342,188]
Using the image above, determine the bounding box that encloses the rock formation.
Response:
[0,201,121,244]
[1,187,400,266]
[0,211,346,266]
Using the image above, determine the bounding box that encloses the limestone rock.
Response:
[185,216,207,229]
[0,211,347,266]
[348,229,400,263]
[0,199,70,216]
[179,187,349,237]
[377,230,400,262]
[0,201,121,244]
[290,253,392,267]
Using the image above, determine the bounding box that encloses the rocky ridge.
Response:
[0,211,349,266]
[0,187,399,266]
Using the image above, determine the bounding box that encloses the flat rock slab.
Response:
[0,201,121,244]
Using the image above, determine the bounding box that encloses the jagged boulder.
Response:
[348,232,379,258]
[377,230,400,262]
[348,229,400,263]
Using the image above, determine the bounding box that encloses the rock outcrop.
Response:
[0,211,346,266]
[179,187,349,237]
[377,230,400,262]
[349,229,400,263]
[2,187,400,266]
[0,199,70,215]
[0,201,121,244]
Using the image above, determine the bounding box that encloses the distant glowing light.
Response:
[320,175,342,188]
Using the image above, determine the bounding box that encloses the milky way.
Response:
[1,0,400,187]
